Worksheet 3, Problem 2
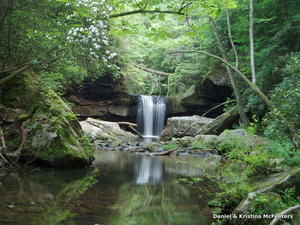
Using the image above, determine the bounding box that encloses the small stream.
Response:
[0,151,218,225]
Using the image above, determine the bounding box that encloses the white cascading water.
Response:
[141,95,154,137]
[135,95,166,184]
[137,95,166,138]
[135,156,163,184]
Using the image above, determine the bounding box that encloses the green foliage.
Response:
[209,168,250,214]
[173,137,193,147]
[0,0,120,95]
[191,141,207,149]
[246,115,261,135]
[162,143,178,150]
[246,188,299,225]
[217,134,278,176]
[263,53,300,149]
[223,98,237,112]
[177,177,203,186]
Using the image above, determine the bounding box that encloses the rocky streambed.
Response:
[79,117,222,157]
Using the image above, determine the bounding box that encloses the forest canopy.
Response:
[0,0,299,152]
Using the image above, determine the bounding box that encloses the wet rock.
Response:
[160,115,213,140]
[25,92,93,167]
[1,71,94,168]
[80,118,137,144]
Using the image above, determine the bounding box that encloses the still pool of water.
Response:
[0,151,219,225]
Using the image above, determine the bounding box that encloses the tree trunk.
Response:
[249,0,256,83]
[0,0,13,31]
[226,10,239,68]
[0,65,29,86]
[269,205,300,225]
[208,17,250,126]
[195,108,239,135]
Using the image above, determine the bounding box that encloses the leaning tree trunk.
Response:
[195,108,239,135]
[208,17,250,126]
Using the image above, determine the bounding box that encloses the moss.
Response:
[2,72,94,167]
[172,136,193,147]
[191,140,208,149]
[28,111,93,166]
[162,143,178,150]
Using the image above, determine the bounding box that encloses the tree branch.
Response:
[0,63,31,75]
[109,9,184,18]
[0,50,65,76]
[269,205,300,225]
[179,1,193,13]
[0,65,30,86]
[109,0,192,18]
[133,64,171,76]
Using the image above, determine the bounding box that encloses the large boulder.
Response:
[80,118,137,143]
[1,73,94,167]
[24,91,94,167]
[160,115,213,140]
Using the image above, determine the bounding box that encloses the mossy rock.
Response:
[26,91,94,167]
[2,72,94,167]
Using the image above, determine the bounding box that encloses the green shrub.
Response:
[191,140,207,149]
[263,53,300,152]
[162,143,178,150]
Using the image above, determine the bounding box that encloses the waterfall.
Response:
[135,155,164,184]
[137,95,166,138]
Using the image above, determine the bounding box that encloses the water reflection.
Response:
[0,151,218,225]
[135,156,164,184]
[0,168,98,225]
[109,182,208,225]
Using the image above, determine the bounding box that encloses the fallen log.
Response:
[195,108,239,135]
[235,168,300,213]
[150,148,177,156]
[116,122,143,138]
[269,205,300,225]
[116,121,137,127]
[132,64,171,76]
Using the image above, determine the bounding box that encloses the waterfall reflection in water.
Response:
[135,155,164,184]
[0,151,217,225]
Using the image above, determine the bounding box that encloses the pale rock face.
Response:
[80,118,137,142]
[160,115,213,140]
